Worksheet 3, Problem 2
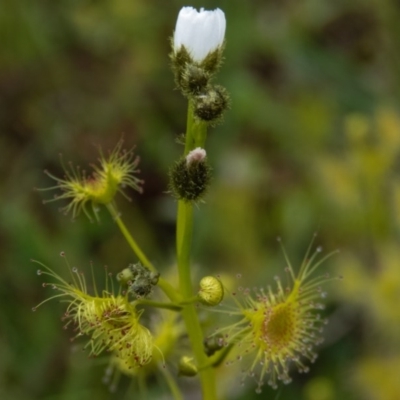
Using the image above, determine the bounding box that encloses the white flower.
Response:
[174,7,226,63]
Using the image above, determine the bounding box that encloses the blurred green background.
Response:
[2,0,400,399]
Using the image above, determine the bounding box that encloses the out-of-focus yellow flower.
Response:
[316,158,361,209]
[354,355,400,400]
[336,245,400,341]
[344,113,369,146]
[376,107,400,155]
[303,376,335,400]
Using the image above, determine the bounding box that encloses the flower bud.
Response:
[194,85,229,125]
[186,147,207,166]
[118,263,160,299]
[117,267,135,286]
[171,7,226,95]
[178,356,198,377]
[179,64,210,96]
[204,334,225,356]
[169,149,212,202]
[198,276,224,306]
[173,7,226,65]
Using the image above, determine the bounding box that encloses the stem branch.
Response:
[106,203,179,302]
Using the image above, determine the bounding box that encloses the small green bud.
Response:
[193,85,229,125]
[198,276,224,306]
[178,356,198,377]
[118,262,160,299]
[169,148,212,202]
[117,267,135,286]
[204,334,225,356]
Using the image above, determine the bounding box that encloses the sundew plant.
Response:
[33,7,340,400]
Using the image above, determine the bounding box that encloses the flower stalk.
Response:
[176,104,217,400]
[106,203,179,303]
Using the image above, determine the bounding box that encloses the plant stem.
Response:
[177,101,217,400]
[160,363,184,400]
[106,203,179,303]
[135,298,182,312]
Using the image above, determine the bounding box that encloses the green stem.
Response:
[135,299,182,312]
[106,203,180,303]
[183,100,208,155]
[160,363,184,400]
[176,102,217,400]
[178,295,199,305]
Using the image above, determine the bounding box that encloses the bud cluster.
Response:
[117,262,160,299]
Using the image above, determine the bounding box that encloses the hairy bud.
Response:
[169,148,212,202]
[193,85,229,125]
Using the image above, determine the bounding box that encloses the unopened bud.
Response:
[198,276,224,306]
[194,85,229,125]
[118,263,160,298]
[181,64,210,96]
[178,356,198,377]
[169,153,212,202]
[117,267,135,286]
[204,334,225,356]
[186,147,207,166]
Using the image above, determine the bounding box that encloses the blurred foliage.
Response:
[1,0,400,399]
